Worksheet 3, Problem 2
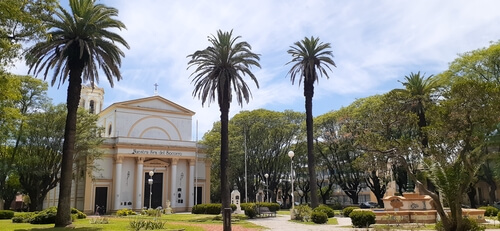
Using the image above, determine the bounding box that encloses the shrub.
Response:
[311,211,328,224]
[191,203,223,215]
[240,203,254,212]
[294,204,312,221]
[462,217,485,231]
[129,218,166,231]
[12,216,24,223]
[142,208,162,217]
[349,210,375,228]
[256,202,280,212]
[478,206,498,217]
[117,208,136,216]
[191,204,203,214]
[342,206,358,217]
[71,207,87,219]
[435,217,485,231]
[230,204,237,212]
[241,203,257,218]
[328,202,343,210]
[12,212,35,223]
[30,207,58,224]
[314,205,335,218]
[89,216,109,224]
[0,210,14,219]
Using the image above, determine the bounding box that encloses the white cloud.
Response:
[9,0,500,139]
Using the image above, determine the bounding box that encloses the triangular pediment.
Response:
[103,96,195,116]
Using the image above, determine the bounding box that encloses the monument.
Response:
[231,184,242,214]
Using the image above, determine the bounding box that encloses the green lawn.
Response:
[0,214,264,231]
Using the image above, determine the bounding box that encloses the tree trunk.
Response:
[55,63,83,227]
[489,182,497,205]
[220,81,231,231]
[370,172,385,208]
[467,184,477,208]
[304,79,318,208]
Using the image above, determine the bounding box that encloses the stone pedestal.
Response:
[231,187,242,214]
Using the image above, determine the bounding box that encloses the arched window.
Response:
[89,100,95,114]
[108,124,112,136]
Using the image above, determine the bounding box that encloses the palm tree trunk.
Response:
[220,83,231,231]
[304,79,318,208]
[55,64,83,227]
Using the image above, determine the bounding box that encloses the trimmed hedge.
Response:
[241,203,257,218]
[0,210,14,219]
[478,206,498,217]
[12,207,86,224]
[255,202,280,212]
[30,207,58,224]
[311,211,328,224]
[314,205,335,218]
[191,203,237,214]
[349,210,376,228]
[342,206,358,217]
[11,212,35,223]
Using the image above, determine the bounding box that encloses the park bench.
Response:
[257,206,276,217]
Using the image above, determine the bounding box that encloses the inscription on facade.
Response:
[132,149,182,156]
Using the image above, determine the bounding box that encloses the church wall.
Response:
[94,156,114,180]
[195,158,206,179]
[111,109,192,141]
[173,159,188,208]
[118,158,136,209]
[99,113,115,137]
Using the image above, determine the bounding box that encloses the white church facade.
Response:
[43,86,210,214]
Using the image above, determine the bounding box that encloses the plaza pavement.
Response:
[246,215,500,231]
[246,215,355,231]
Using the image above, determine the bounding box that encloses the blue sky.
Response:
[10,0,500,140]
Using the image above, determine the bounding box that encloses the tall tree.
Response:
[25,0,128,226]
[17,106,104,211]
[286,36,336,208]
[230,109,303,204]
[17,104,65,211]
[421,78,500,231]
[0,0,57,69]
[187,29,260,231]
[396,72,440,148]
[0,74,48,209]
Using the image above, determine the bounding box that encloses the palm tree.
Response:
[286,36,336,208]
[398,72,439,148]
[187,29,260,231]
[26,0,128,227]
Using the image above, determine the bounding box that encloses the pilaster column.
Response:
[189,159,195,207]
[170,158,178,208]
[205,159,211,204]
[114,156,123,210]
[135,157,144,210]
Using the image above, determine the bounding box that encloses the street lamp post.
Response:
[288,151,295,210]
[264,173,269,203]
[148,170,154,209]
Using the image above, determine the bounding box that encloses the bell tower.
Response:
[79,85,104,114]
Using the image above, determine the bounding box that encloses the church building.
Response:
[43,85,210,214]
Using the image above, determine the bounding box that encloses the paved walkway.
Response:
[246,215,500,231]
[246,215,355,231]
